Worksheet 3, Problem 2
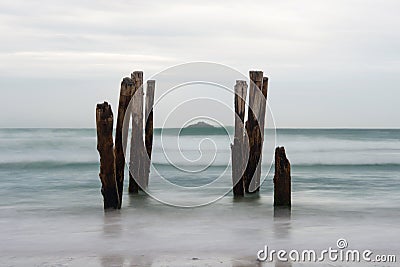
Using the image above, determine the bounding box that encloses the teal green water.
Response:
[0,129,399,266]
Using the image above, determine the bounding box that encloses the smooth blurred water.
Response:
[0,128,399,266]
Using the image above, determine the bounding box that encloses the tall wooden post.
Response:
[274,147,291,207]
[231,80,248,197]
[243,71,263,193]
[259,77,269,131]
[96,102,120,210]
[114,78,134,207]
[253,77,269,190]
[144,80,155,188]
[129,71,146,194]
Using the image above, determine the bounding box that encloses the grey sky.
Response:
[0,0,399,128]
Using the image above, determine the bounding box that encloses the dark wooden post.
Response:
[144,80,155,188]
[129,71,146,193]
[274,147,291,207]
[96,102,120,210]
[243,71,263,193]
[114,78,134,207]
[231,80,248,197]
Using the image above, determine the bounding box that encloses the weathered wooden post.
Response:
[114,78,134,207]
[253,76,269,190]
[274,147,291,207]
[129,71,146,194]
[96,102,120,210]
[243,71,264,193]
[231,80,248,197]
[144,80,155,188]
[259,77,269,131]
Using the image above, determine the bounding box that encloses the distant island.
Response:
[185,121,216,128]
[177,121,228,135]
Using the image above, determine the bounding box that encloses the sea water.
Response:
[0,128,399,266]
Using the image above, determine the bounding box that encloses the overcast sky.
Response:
[0,0,399,128]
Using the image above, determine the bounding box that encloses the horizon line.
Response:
[1,127,400,130]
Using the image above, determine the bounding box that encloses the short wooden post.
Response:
[129,71,146,194]
[96,102,120,210]
[114,78,134,207]
[231,80,248,197]
[144,80,155,188]
[274,147,291,207]
[243,71,264,193]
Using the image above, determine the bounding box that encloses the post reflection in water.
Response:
[103,210,122,238]
[273,207,292,240]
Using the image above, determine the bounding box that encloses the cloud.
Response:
[0,0,399,127]
[0,51,176,78]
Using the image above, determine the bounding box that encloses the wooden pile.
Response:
[96,71,155,210]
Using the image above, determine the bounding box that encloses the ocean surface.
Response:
[0,128,399,266]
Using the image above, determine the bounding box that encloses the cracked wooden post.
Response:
[114,78,134,207]
[274,147,291,207]
[129,71,146,194]
[96,102,120,210]
[144,80,155,188]
[231,80,248,197]
[243,71,264,193]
